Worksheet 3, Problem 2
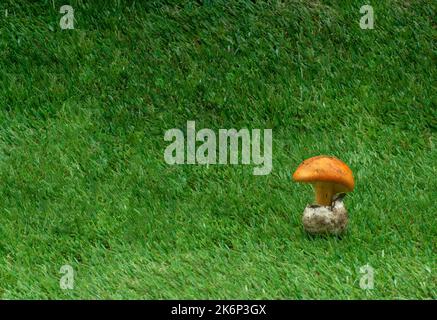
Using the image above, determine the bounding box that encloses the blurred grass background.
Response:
[0,0,435,298]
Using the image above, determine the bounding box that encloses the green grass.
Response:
[0,0,436,299]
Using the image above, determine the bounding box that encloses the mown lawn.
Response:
[0,0,435,299]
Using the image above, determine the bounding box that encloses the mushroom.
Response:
[292,155,355,235]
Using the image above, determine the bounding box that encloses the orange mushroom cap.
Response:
[293,155,355,192]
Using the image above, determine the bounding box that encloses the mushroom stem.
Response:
[314,182,336,206]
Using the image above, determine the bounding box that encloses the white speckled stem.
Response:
[302,202,348,235]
